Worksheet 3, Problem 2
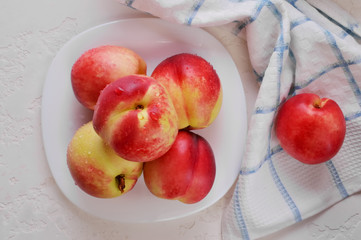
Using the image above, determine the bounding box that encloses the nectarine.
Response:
[71,45,147,109]
[275,93,346,164]
[67,121,143,198]
[143,130,216,204]
[93,74,179,162]
[151,53,222,129]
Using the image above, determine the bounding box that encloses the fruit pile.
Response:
[67,45,223,204]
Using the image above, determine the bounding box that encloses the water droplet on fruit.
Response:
[149,111,160,121]
[138,112,144,120]
[114,87,124,95]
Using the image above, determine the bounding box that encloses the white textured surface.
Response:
[0,0,360,239]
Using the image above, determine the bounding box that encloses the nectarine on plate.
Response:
[42,18,247,222]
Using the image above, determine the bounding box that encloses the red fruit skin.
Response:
[275,93,346,164]
[143,130,216,204]
[71,45,146,109]
[151,53,223,130]
[93,75,178,163]
[66,121,143,198]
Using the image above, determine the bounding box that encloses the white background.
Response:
[0,0,360,239]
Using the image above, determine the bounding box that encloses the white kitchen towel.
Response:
[117,0,361,239]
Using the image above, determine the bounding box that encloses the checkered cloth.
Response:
[117,0,361,239]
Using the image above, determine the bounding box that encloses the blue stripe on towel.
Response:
[239,145,282,175]
[267,0,302,224]
[253,1,287,114]
[289,48,296,69]
[253,69,264,83]
[315,8,361,40]
[290,16,311,29]
[186,0,206,25]
[294,57,361,90]
[323,30,361,107]
[233,0,270,35]
[286,0,298,7]
[267,111,302,223]
[254,106,278,114]
[326,161,349,198]
[345,111,361,121]
[268,159,303,222]
[253,3,287,114]
[266,0,282,21]
[125,0,135,7]
[233,181,250,240]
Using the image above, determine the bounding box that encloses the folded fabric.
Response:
[117,0,361,239]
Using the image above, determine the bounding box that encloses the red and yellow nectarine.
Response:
[151,53,222,129]
[71,45,147,109]
[93,74,179,162]
[67,121,143,198]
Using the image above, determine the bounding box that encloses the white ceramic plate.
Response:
[42,18,247,222]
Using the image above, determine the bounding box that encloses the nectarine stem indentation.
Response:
[313,98,329,109]
[116,174,126,193]
[135,104,144,110]
[313,99,321,109]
